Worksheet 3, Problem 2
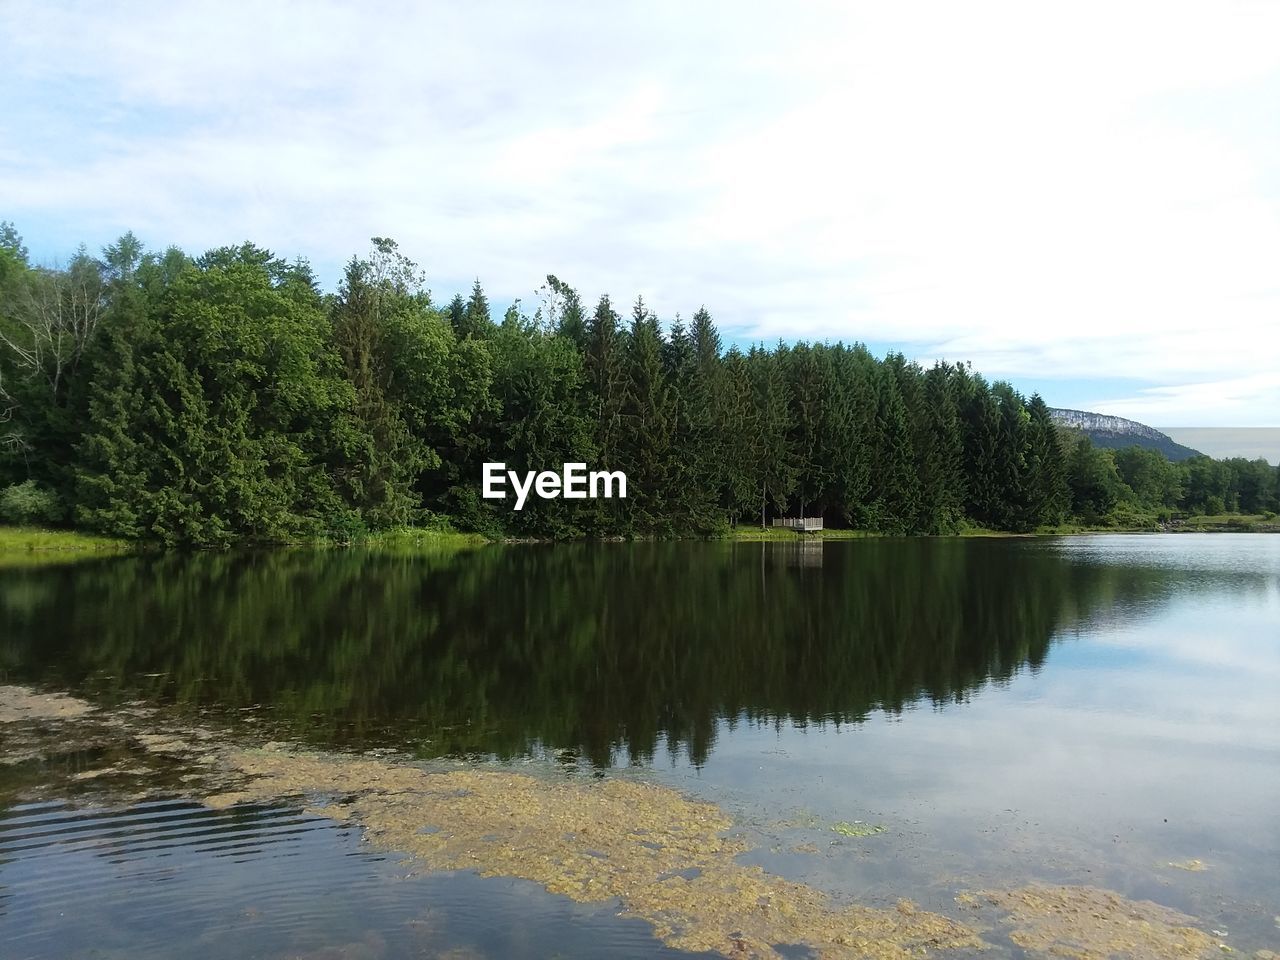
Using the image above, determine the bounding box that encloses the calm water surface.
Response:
[2,534,1278,957]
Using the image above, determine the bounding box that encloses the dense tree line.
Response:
[1,225,1275,544]
[1064,435,1279,521]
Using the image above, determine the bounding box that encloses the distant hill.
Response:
[1049,408,1202,461]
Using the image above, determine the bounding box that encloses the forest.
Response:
[1,223,1277,546]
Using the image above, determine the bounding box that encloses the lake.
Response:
[2,534,1278,959]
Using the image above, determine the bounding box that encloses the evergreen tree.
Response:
[541,275,587,350]
[74,275,156,538]
[618,297,675,534]
[836,346,877,527]
[585,294,627,471]
[924,363,966,532]
[331,256,427,528]
[961,375,1001,526]
[454,279,493,340]
[888,353,944,533]
[446,293,466,336]
[785,343,831,519]
[1023,394,1070,526]
[991,383,1030,530]
[690,307,721,370]
[748,346,797,528]
[483,311,594,537]
[718,347,759,525]
[78,244,355,545]
[871,364,919,534]
[663,311,721,530]
[810,347,856,522]
[7,219,1267,543]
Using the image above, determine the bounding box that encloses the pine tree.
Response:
[888,353,942,533]
[1023,394,1069,527]
[618,297,676,534]
[961,374,1001,526]
[585,294,627,471]
[74,279,154,538]
[453,279,493,340]
[13,222,1245,542]
[991,384,1031,530]
[835,346,877,526]
[871,364,919,534]
[331,257,427,528]
[925,363,966,532]
[446,293,466,336]
[690,307,721,370]
[662,312,721,530]
[719,347,758,525]
[79,246,356,544]
[748,346,797,528]
[805,346,854,523]
[485,316,594,537]
[544,275,587,349]
[785,343,828,519]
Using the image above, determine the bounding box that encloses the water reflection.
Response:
[3,535,1280,956]
[4,537,1271,768]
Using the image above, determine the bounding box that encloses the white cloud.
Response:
[2,0,1278,424]
[1094,372,1280,429]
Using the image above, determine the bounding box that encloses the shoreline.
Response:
[1,515,1276,562]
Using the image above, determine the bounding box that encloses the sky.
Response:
[2,0,1278,437]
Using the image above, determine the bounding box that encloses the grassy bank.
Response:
[346,526,491,551]
[727,527,880,542]
[1037,510,1279,535]
[4,515,1273,562]
[1175,513,1280,533]
[0,526,134,566]
[728,512,1280,541]
[0,524,489,565]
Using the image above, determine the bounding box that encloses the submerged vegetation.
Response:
[212,747,984,959]
[4,223,1273,546]
[831,821,887,838]
[2,682,1260,960]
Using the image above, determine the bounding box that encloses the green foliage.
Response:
[1023,395,1069,527]
[1066,435,1125,520]
[541,274,588,349]
[467,308,593,537]
[871,359,919,534]
[748,346,798,528]
[618,297,677,534]
[2,221,1270,543]
[1,480,63,524]
[452,279,493,340]
[1113,445,1182,508]
[76,243,356,545]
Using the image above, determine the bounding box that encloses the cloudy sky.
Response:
[3,1,1278,433]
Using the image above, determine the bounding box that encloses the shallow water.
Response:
[2,534,1278,957]
[0,796,702,960]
